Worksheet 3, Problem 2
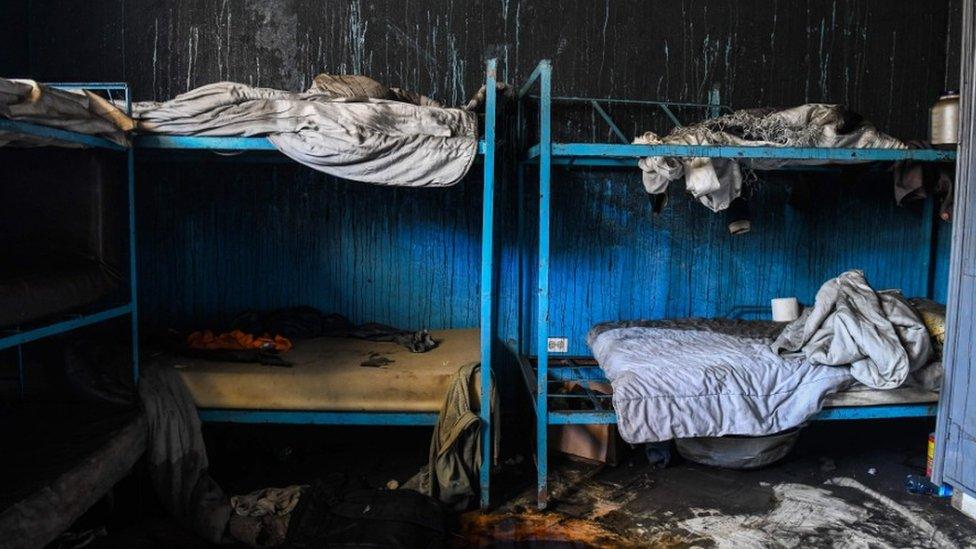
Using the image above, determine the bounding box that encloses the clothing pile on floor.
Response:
[588,270,942,445]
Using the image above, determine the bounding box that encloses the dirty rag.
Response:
[893,141,955,220]
[187,329,292,353]
[231,486,307,518]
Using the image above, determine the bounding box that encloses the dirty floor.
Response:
[85,419,975,548]
[472,419,976,548]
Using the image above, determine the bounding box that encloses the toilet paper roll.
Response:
[771,297,800,322]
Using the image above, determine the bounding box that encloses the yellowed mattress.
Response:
[174,328,479,412]
[823,385,939,407]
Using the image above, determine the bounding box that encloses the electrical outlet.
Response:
[547,337,569,353]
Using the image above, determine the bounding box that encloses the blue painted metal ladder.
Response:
[0,83,140,392]
[516,59,955,509]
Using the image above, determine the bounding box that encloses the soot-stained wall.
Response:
[18,1,961,359]
[1,1,29,76]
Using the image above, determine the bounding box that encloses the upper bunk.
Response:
[0,82,131,151]
[517,59,957,168]
[132,58,499,170]
[2,60,499,168]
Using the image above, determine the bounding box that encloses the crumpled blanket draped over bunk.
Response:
[132,74,482,187]
[138,362,232,544]
[771,270,932,389]
[634,104,905,211]
[588,270,932,444]
[0,77,134,147]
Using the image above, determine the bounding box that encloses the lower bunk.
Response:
[163,327,494,510]
[519,313,943,508]
[172,327,481,425]
[0,402,147,549]
[520,355,940,425]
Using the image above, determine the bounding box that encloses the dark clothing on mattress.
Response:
[229,306,437,353]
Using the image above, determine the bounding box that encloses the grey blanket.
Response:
[138,362,231,543]
[588,319,854,444]
[772,270,932,389]
[635,104,905,211]
[588,272,932,444]
[132,75,479,187]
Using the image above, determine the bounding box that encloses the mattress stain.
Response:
[360,352,394,368]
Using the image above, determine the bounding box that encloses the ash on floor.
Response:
[478,418,976,548]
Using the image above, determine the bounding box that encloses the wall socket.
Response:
[547,337,569,353]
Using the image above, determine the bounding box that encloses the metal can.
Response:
[931,91,960,147]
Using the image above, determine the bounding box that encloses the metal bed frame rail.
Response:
[516,59,957,509]
[0,82,140,394]
[127,59,499,510]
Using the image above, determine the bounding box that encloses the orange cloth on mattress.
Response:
[187,329,292,352]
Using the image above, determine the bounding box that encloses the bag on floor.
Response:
[282,478,448,548]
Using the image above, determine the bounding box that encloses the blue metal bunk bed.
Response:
[132,59,499,509]
[0,83,140,389]
[515,59,957,508]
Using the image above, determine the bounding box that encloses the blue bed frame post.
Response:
[125,85,140,385]
[479,57,497,511]
[536,59,553,510]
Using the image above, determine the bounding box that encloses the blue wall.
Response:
[139,161,485,332]
[509,168,952,355]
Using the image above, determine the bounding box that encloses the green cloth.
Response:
[405,362,497,510]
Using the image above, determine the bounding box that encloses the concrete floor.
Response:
[88,418,976,548]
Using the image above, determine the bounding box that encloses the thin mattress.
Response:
[0,403,147,549]
[0,252,120,328]
[175,328,480,412]
[823,385,938,407]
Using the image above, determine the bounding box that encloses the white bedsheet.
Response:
[133,81,478,187]
[588,319,853,444]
